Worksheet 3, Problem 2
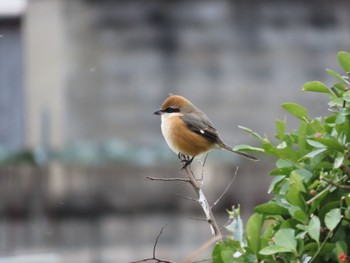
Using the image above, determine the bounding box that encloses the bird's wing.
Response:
[180,112,220,144]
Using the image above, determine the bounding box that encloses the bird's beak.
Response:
[153,109,162,115]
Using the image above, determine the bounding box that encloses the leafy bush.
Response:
[213,51,350,263]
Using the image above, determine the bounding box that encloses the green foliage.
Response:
[213,51,350,263]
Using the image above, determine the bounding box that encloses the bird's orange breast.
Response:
[161,115,214,157]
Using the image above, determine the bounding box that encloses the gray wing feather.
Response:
[181,111,258,161]
[180,112,220,144]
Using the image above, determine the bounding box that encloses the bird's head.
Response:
[154,95,196,116]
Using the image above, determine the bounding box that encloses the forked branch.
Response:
[130,225,175,263]
[146,161,222,239]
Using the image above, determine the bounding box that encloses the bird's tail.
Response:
[219,142,258,161]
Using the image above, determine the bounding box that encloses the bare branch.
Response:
[130,225,175,263]
[182,165,222,239]
[211,166,239,209]
[182,235,222,263]
[143,156,222,263]
[306,174,348,205]
[146,165,222,238]
[153,224,166,259]
[321,176,350,190]
[146,176,190,183]
[192,259,212,263]
[220,216,234,231]
[189,216,209,221]
[176,194,198,202]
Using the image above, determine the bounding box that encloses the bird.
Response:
[154,95,257,168]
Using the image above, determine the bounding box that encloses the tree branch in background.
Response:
[130,225,175,263]
[211,166,239,209]
[146,163,222,239]
[137,159,233,262]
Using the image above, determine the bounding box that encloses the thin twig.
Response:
[183,165,222,239]
[130,225,175,263]
[321,176,350,190]
[182,235,222,263]
[202,153,209,168]
[153,225,166,259]
[189,216,209,221]
[306,175,348,205]
[145,157,223,245]
[211,166,239,208]
[192,259,212,263]
[176,194,198,202]
[146,176,190,183]
[306,185,332,206]
[220,216,234,231]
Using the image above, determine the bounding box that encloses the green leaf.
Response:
[336,114,346,124]
[276,119,286,141]
[260,228,298,255]
[254,202,289,216]
[289,171,306,193]
[270,167,293,176]
[286,184,306,210]
[328,97,344,108]
[260,223,275,249]
[306,139,327,148]
[287,172,306,208]
[325,208,341,231]
[233,144,264,153]
[325,68,350,85]
[262,228,297,255]
[259,245,294,255]
[282,103,308,120]
[338,51,350,72]
[302,148,327,159]
[334,153,344,169]
[212,240,243,263]
[340,108,350,116]
[345,196,350,208]
[291,169,313,183]
[343,90,350,102]
[246,213,263,256]
[268,175,285,193]
[319,201,340,224]
[276,141,287,149]
[238,126,263,141]
[309,187,329,215]
[302,81,331,94]
[308,215,321,244]
[314,138,344,152]
[298,120,307,151]
[334,82,347,93]
[288,206,308,224]
[276,159,293,168]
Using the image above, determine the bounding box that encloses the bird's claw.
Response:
[177,153,194,169]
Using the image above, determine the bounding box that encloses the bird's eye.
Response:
[163,107,180,113]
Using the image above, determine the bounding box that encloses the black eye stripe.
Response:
[163,107,180,113]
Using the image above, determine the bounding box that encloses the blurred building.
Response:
[0,0,350,262]
[1,0,349,157]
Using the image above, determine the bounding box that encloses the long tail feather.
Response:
[219,143,258,161]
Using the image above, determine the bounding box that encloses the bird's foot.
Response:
[177,153,194,169]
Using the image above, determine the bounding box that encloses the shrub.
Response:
[213,51,350,263]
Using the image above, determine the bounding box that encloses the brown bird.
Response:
[154,95,257,168]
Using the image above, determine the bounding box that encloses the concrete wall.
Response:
[20,0,350,160]
[24,0,66,149]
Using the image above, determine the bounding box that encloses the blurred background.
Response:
[0,0,350,262]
